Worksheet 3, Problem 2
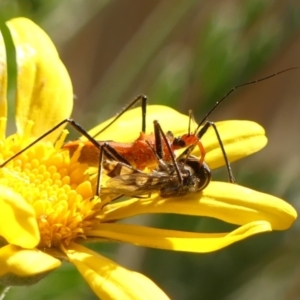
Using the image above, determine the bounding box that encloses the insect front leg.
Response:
[198,121,235,183]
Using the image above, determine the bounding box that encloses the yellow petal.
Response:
[67,243,170,300]
[103,182,297,230]
[88,221,271,253]
[7,18,73,141]
[87,105,190,142]
[0,30,7,118]
[0,185,39,248]
[0,244,60,277]
[199,120,268,169]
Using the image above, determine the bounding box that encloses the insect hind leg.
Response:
[0,118,109,168]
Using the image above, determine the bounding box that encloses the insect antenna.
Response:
[197,66,300,129]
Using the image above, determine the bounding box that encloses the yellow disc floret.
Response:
[0,120,103,249]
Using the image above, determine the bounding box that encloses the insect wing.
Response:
[103,169,174,197]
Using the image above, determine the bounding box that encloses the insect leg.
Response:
[153,120,184,184]
[0,118,132,168]
[0,119,79,167]
[92,95,148,137]
[95,141,105,196]
[198,121,234,183]
[94,142,127,205]
[177,120,234,183]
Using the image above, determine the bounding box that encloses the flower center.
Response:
[0,121,103,248]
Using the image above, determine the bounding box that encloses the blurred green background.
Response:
[2,0,300,299]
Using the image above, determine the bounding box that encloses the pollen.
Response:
[0,121,103,249]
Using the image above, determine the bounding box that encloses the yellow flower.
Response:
[0,17,297,300]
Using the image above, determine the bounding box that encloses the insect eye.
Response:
[178,139,186,147]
